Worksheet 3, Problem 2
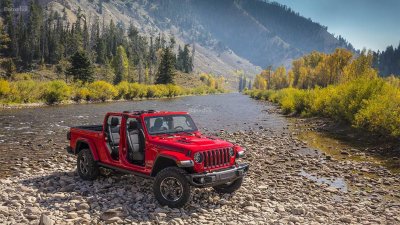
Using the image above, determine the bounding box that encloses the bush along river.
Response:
[0,93,399,224]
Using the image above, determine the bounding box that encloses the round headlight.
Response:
[229,147,235,157]
[194,152,203,163]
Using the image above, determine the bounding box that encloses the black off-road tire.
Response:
[153,167,191,208]
[213,177,243,194]
[77,148,99,180]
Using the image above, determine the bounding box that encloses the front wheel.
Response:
[77,149,99,180]
[213,177,243,194]
[153,167,191,208]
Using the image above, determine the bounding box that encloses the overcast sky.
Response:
[273,0,400,51]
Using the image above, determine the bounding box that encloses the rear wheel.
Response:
[153,167,191,208]
[213,177,243,194]
[77,149,99,180]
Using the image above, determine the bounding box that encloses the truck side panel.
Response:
[70,128,102,161]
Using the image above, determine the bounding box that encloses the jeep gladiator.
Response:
[67,110,249,207]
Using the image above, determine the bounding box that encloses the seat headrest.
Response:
[128,120,138,130]
[110,117,119,127]
[154,118,163,127]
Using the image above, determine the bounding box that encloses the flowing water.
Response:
[0,94,287,177]
[1,93,398,196]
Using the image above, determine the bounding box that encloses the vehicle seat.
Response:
[127,120,144,162]
[109,117,120,146]
[108,117,120,159]
[150,118,164,133]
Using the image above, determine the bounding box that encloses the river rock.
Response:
[339,216,352,223]
[0,122,399,224]
[67,212,78,219]
[105,217,123,224]
[100,209,121,221]
[24,207,41,215]
[77,203,90,210]
[39,214,54,225]
[0,206,9,215]
[244,206,259,212]
[324,187,339,193]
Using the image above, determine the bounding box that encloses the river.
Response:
[1,93,399,224]
[0,93,287,177]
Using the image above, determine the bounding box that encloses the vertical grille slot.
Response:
[204,151,208,167]
[202,148,231,169]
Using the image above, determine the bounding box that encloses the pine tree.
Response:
[98,0,103,14]
[138,57,144,83]
[96,24,106,64]
[66,51,94,82]
[156,47,176,84]
[176,45,183,70]
[83,19,90,52]
[0,21,11,55]
[169,36,176,48]
[27,0,44,63]
[176,44,193,73]
[238,76,243,92]
[183,44,193,73]
[1,0,15,57]
[113,45,129,84]
[242,76,247,91]
[191,43,195,69]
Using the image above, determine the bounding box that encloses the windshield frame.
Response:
[143,114,198,135]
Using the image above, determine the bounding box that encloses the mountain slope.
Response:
[145,0,354,68]
[14,0,354,80]
[47,0,261,81]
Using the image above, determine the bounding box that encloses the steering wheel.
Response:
[174,126,184,131]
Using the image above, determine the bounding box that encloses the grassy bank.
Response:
[246,76,400,138]
[0,79,226,107]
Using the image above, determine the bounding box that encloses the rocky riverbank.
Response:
[1,128,399,224]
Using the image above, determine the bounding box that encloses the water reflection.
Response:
[299,169,348,193]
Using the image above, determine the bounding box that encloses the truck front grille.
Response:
[202,148,230,169]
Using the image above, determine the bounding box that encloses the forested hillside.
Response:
[0,0,359,84]
[0,0,195,84]
[145,0,354,68]
[0,0,228,105]
[373,43,400,76]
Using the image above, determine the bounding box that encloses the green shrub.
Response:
[147,85,168,98]
[330,77,385,122]
[88,81,118,102]
[11,73,33,81]
[70,82,90,102]
[9,80,42,103]
[166,84,183,97]
[116,81,130,99]
[354,84,400,136]
[248,76,400,137]
[42,80,71,104]
[73,87,90,102]
[127,83,148,99]
[192,85,209,95]
[0,79,11,97]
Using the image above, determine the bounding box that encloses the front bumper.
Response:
[186,163,249,187]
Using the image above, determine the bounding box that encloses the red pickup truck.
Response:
[67,110,248,207]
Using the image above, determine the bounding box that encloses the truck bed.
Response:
[72,125,103,132]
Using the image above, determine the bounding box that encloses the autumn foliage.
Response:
[0,78,225,105]
[247,49,400,137]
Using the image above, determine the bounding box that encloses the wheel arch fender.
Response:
[75,139,99,161]
[151,152,192,177]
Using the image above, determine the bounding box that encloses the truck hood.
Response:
[151,135,232,152]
